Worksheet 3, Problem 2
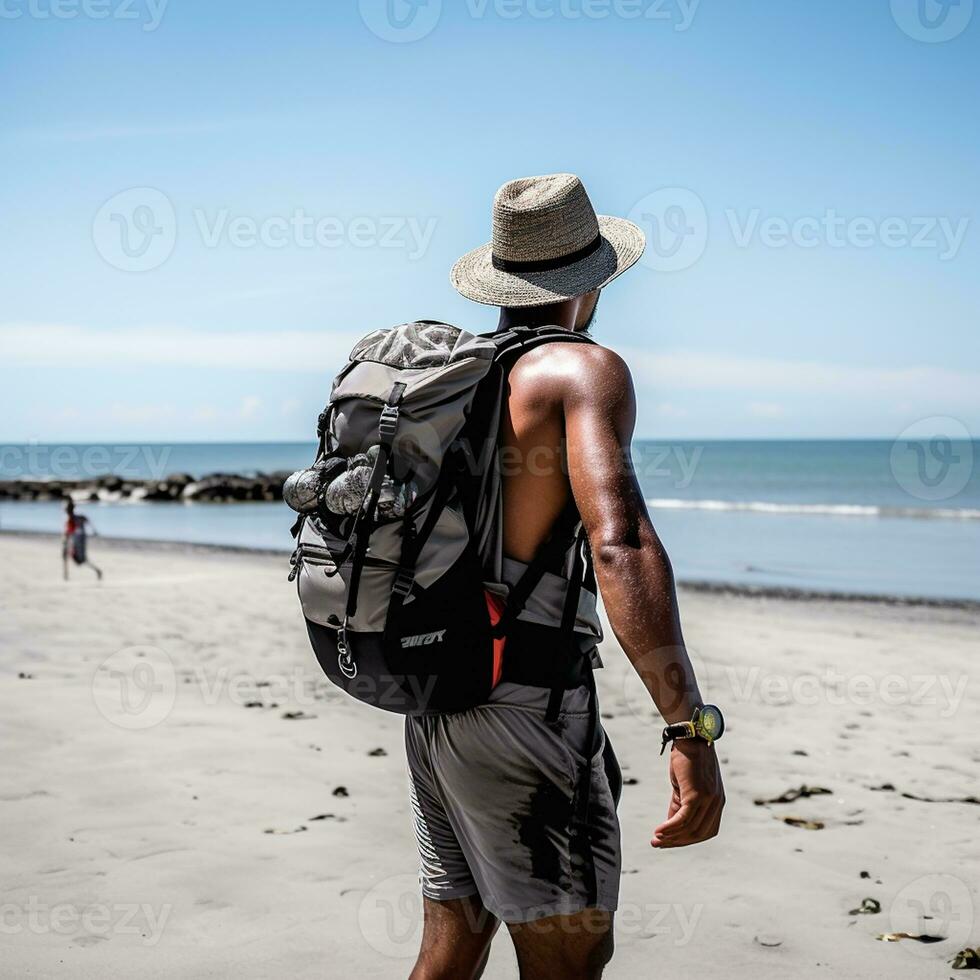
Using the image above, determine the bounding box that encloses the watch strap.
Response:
[660,719,696,755]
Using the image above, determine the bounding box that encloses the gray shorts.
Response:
[404,682,622,923]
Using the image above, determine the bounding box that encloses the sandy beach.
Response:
[1,531,977,979]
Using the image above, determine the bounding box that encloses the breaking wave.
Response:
[646,499,980,520]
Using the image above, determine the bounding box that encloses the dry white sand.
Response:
[1,533,978,979]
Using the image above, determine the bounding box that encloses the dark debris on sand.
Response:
[870,783,980,805]
[755,785,832,805]
[779,816,825,830]
[951,948,980,969]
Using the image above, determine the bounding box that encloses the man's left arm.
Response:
[561,344,725,848]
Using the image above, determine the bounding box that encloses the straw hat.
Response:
[451,173,645,308]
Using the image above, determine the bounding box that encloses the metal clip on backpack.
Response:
[285,320,596,716]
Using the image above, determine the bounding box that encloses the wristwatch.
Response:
[660,704,725,755]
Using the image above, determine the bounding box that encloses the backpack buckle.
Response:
[391,570,414,598]
[337,624,357,678]
[337,651,357,679]
[378,405,400,440]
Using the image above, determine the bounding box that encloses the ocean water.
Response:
[2,440,978,601]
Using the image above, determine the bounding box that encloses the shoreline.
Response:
[6,528,978,613]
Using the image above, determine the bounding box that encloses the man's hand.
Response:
[651,739,725,848]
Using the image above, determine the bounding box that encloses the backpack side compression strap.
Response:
[337,381,406,679]
[547,524,588,720]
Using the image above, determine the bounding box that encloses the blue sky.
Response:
[1,0,977,441]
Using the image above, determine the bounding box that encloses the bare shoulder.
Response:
[509,338,634,407]
[510,342,633,391]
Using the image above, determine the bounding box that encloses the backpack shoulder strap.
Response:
[490,325,596,366]
[460,326,598,579]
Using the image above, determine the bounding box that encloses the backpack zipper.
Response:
[288,543,396,581]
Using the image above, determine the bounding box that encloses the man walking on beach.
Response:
[405,174,725,978]
[62,499,103,581]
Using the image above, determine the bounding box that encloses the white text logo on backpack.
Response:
[401,630,447,648]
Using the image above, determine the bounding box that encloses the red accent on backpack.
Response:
[484,590,507,689]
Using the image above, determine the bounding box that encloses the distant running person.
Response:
[62,499,102,581]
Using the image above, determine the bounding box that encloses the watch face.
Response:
[696,704,724,742]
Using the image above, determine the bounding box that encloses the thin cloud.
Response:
[5,323,979,422]
[3,117,288,146]
[624,347,980,410]
[1,323,361,372]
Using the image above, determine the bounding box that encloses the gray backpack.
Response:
[285,320,598,715]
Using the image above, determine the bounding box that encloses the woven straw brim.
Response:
[450,215,646,308]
